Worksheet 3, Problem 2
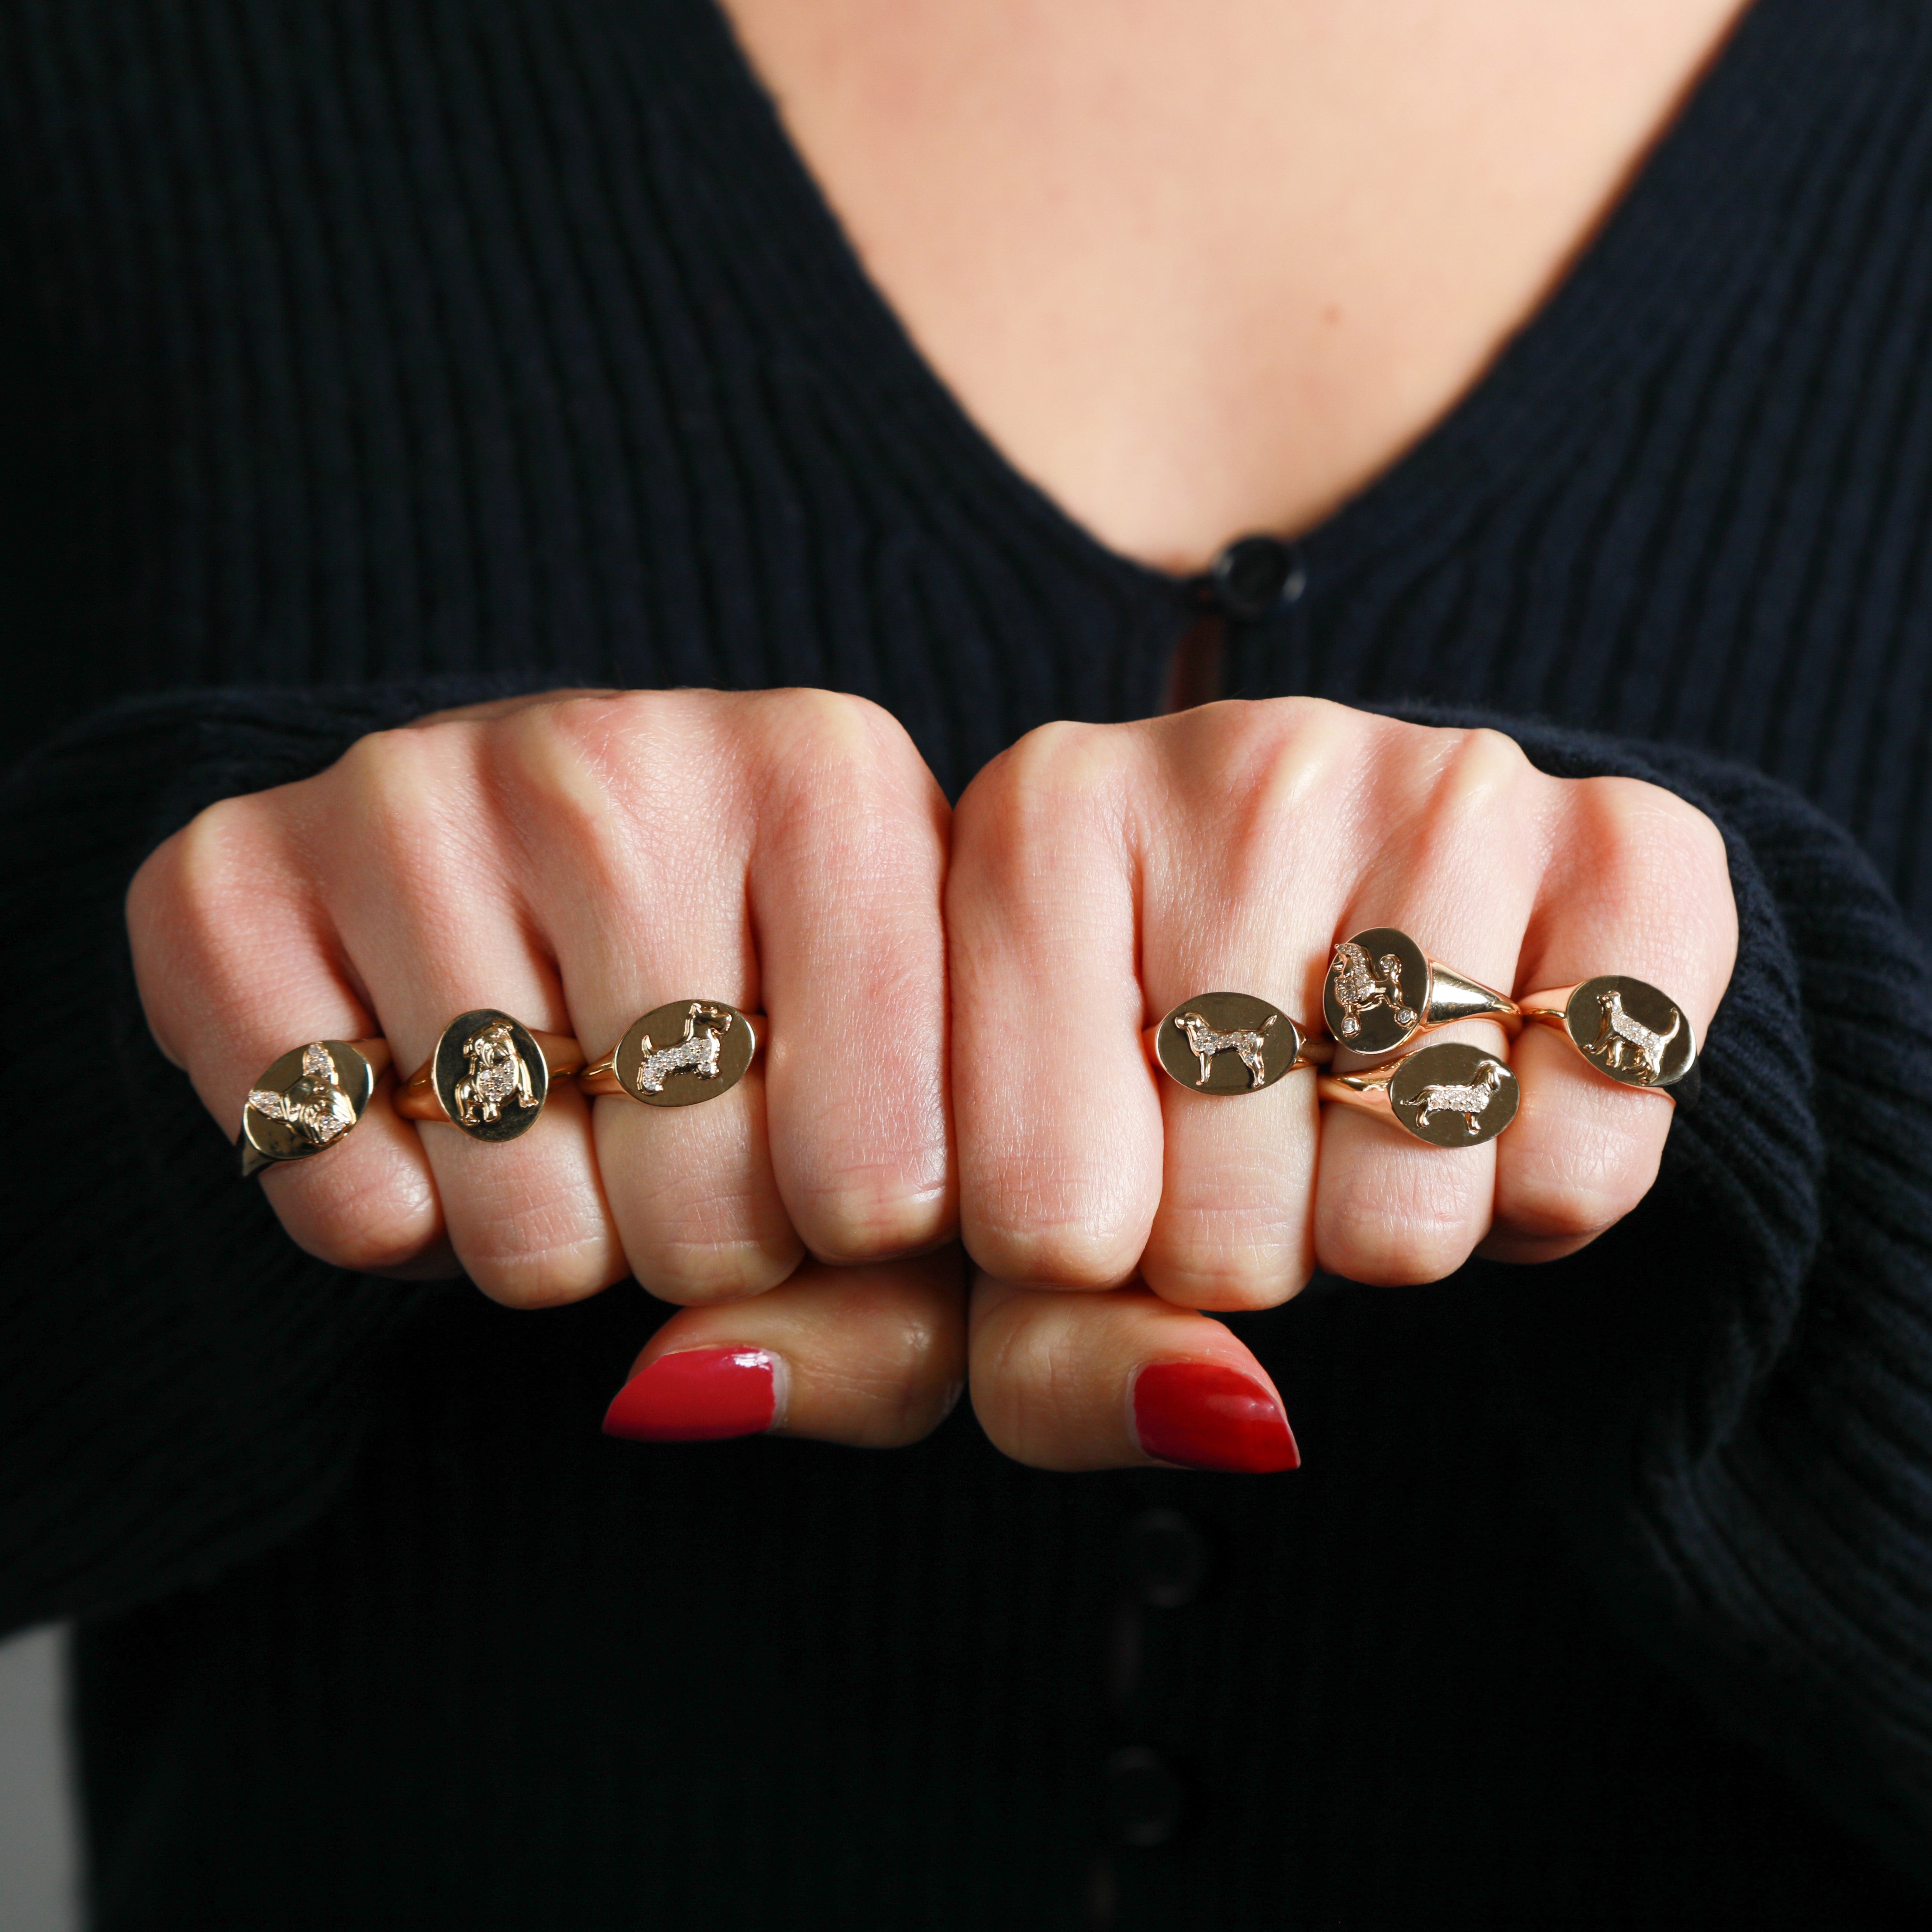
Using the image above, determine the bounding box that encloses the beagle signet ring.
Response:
[1149,992,1328,1094]
[1518,975,1700,1106]
[395,1010,584,1142]
[1321,927,1520,1055]
[579,1000,758,1108]
[1317,1040,1521,1148]
[241,1038,392,1179]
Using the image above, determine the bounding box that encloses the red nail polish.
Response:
[602,1347,778,1443]
[1132,1361,1300,1474]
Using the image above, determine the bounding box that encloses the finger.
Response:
[756,693,954,1264]
[318,726,625,1308]
[1312,729,1538,1285]
[1136,708,1325,1310]
[602,1248,968,1449]
[126,793,453,1278]
[968,1273,1298,1473]
[1484,775,1736,1264]
[526,694,800,1304]
[952,724,1163,1290]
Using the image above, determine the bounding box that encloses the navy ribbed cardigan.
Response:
[3,0,1931,1924]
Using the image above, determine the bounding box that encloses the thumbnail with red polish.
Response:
[1133,1361,1300,1474]
[603,1347,777,1443]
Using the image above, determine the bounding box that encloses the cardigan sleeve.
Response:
[0,681,545,1634]
[1464,720,1932,1891]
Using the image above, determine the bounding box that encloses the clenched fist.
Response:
[949,699,1735,1470]
[129,689,963,1449]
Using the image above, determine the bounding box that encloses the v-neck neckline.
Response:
[676,0,1837,614]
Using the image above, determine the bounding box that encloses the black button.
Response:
[1103,1746,1184,1849]
[1208,534,1306,621]
[1124,1508,1207,1610]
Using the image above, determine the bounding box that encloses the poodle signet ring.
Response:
[1317,1040,1521,1148]
[1150,992,1328,1095]
[1517,975,1700,1106]
[241,1038,392,1179]
[1322,927,1520,1056]
[578,1000,758,1108]
[396,1010,584,1143]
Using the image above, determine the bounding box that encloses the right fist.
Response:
[127,689,963,1446]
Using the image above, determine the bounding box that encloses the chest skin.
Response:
[722,0,1750,573]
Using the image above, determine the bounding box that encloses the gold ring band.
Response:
[579,1000,759,1107]
[1323,927,1519,1056]
[1317,1039,1521,1147]
[396,1011,583,1141]
[241,1037,392,1179]
[1518,976,1699,1103]
[1148,992,1330,1095]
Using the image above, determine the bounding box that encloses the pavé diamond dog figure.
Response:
[637,1002,737,1094]
[1171,1008,1279,1088]
[1584,987,1682,1085]
[454,1020,538,1128]
[248,1041,359,1149]
[1328,940,1418,1040]
[1396,1057,1511,1137]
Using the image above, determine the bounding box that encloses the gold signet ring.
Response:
[1517,976,1700,1106]
[395,1010,583,1142]
[579,1000,758,1107]
[1148,993,1328,1094]
[1321,926,1520,1055]
[241,1038,392,1179]
[1317,1040,1521,1148]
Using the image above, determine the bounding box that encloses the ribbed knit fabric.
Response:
[3,0,1931,1925]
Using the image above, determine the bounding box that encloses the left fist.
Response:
[949,699,1737,1470]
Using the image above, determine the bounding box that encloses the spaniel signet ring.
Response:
[1518,975,1700,1106]
[396,1010,584,1142]
[579,1000,758,1108]
[241,1038,392,1179]
[1149,992,1327,1094]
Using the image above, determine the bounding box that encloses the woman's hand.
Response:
[948,698,1738,1471]
[128,688,963,1449]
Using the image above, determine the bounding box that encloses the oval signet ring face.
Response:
[243,1040,379,1172]
[1154,993,1306,1094]
[1323,927,1430,1053]
[1387,1042,1520,1147]
[614,1001,756,1108]
[432,1010,552,1142]
[1561,975,1697,1091]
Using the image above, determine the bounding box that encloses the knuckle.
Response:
[333,723,466,865]
[138,794,275,924]
[1431,726,1535,820]
[793,1167,952,1267]
[487,702,639,879]
[1319,1161,1483,1286]
[1142,1213,1311,1311]
[128,796,299,1044]
[1502,1114,1659,1245]
[449,1190,624,1309]
[634,1235,803,1308]
[298,1201,439,1277]
[759,689,932,812]
[965,1164,1144,1289]
[1493,1186,1622,1248]
[269,1155,444,1274]
[1565,778,1736,955]
[959,720,1126,840]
